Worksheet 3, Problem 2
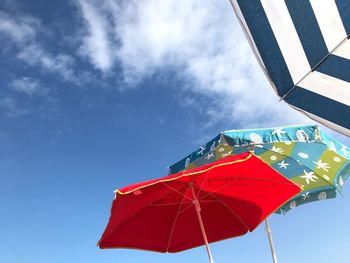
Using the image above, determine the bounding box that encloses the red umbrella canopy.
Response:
[99,152,301,253]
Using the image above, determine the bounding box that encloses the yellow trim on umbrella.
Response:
[115,153,253,196]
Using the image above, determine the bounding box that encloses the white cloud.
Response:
[0,1,313,127]
[0,10,87,84]
[0,11,38,43]
[0,97,27,116]
[17,44,79,82]
[10,77,48,96]
[76,0,308,127]
[77,0,113,72]
[114,0,218,83]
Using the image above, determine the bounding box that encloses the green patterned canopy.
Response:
[168,125,350,213]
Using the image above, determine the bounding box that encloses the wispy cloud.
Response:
[10,77,48,96]
[77,0,113,72]
[0,10,87,84]
[16,44,80,82]
[0,11,38,43]
[0,1,310,127]
[0,97,27,117]
[75,0,308,127]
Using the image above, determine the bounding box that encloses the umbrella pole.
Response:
[265,219,278,263]
[190,184,214,263]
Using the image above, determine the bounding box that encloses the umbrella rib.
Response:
[98,189,191,249]
[205,191,251,232]
[165,184,191,252]
[195,168,214,200]
[150,200,218,207]
[161,182,190,199]
[149,201,192,207]
[280,33,350,101]
[161,181,196,213]
[193,177,297,203]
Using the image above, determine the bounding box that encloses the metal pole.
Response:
[190,184,214,263]
[265,219,278,263]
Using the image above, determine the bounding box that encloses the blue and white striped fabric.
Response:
[230,0,350,136]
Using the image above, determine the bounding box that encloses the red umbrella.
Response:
[98,153,301,262]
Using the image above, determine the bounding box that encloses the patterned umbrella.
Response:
[168,124,350,262]
[169,124,350,213]
[229,0,350,135]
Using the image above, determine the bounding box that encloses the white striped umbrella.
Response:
[230,0,350,136]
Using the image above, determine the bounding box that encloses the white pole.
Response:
[190,184,214,263]
[265,219,278,263]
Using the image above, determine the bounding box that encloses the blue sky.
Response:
[1,0,350,263]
